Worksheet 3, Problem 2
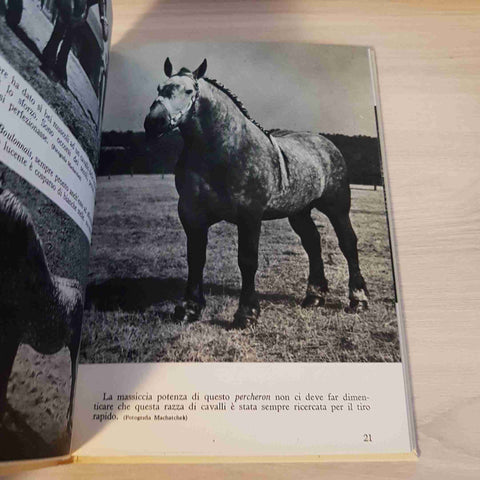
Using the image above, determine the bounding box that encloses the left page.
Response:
[0,0,111,465]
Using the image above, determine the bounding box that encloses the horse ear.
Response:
[193,59,207,79]
[164,58,173,77]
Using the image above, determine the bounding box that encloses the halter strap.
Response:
[154,77,199,132]
[268,134,290,192]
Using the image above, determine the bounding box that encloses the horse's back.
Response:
[264,130,349,218]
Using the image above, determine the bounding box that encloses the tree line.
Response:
[99,130,383,186]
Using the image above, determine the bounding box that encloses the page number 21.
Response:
[363,434,373,442]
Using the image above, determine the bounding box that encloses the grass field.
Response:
[81,175,400,363]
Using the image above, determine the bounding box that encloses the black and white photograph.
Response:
[81,42,401,364]
[0,164,88,460]
[0,0,111,164]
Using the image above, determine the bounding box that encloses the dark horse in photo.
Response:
[0,175,83,438]
[144,59,368,328]
[41,0,108,86]
[4,1,108,86]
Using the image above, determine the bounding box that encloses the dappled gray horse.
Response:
[0,177,83,430]
[144,59,368,328]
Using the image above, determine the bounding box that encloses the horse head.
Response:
[144,58,207,139]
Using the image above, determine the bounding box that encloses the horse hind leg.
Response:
[323,206,368,312]
[289,210,329,308]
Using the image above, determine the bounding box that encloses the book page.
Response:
[0,0,111,463]
[73,42,416,459]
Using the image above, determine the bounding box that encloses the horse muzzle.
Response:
[144,103,171,140]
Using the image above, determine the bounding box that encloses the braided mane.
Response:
[203,77,271,137]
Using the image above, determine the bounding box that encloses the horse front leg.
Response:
[174,222,208,323]
[232,218,261,329]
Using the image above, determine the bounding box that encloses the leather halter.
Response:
[154,76,199,132]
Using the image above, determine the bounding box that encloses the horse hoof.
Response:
[173,301,203,323]
[301,295,325,308]
[347,288,369,313]
[345,299,368,313]
[232,305,260,329]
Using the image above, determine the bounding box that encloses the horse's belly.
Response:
[263,157,328,218]
[263,182,324,219]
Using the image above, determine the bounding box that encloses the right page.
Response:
[72,42,416,460]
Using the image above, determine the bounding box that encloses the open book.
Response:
[0,0,417,471]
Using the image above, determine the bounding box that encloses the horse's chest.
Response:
[176,163,268,221]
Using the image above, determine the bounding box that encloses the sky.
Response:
[102,42,377,137]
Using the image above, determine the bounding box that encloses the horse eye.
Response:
[185,89,193,94]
